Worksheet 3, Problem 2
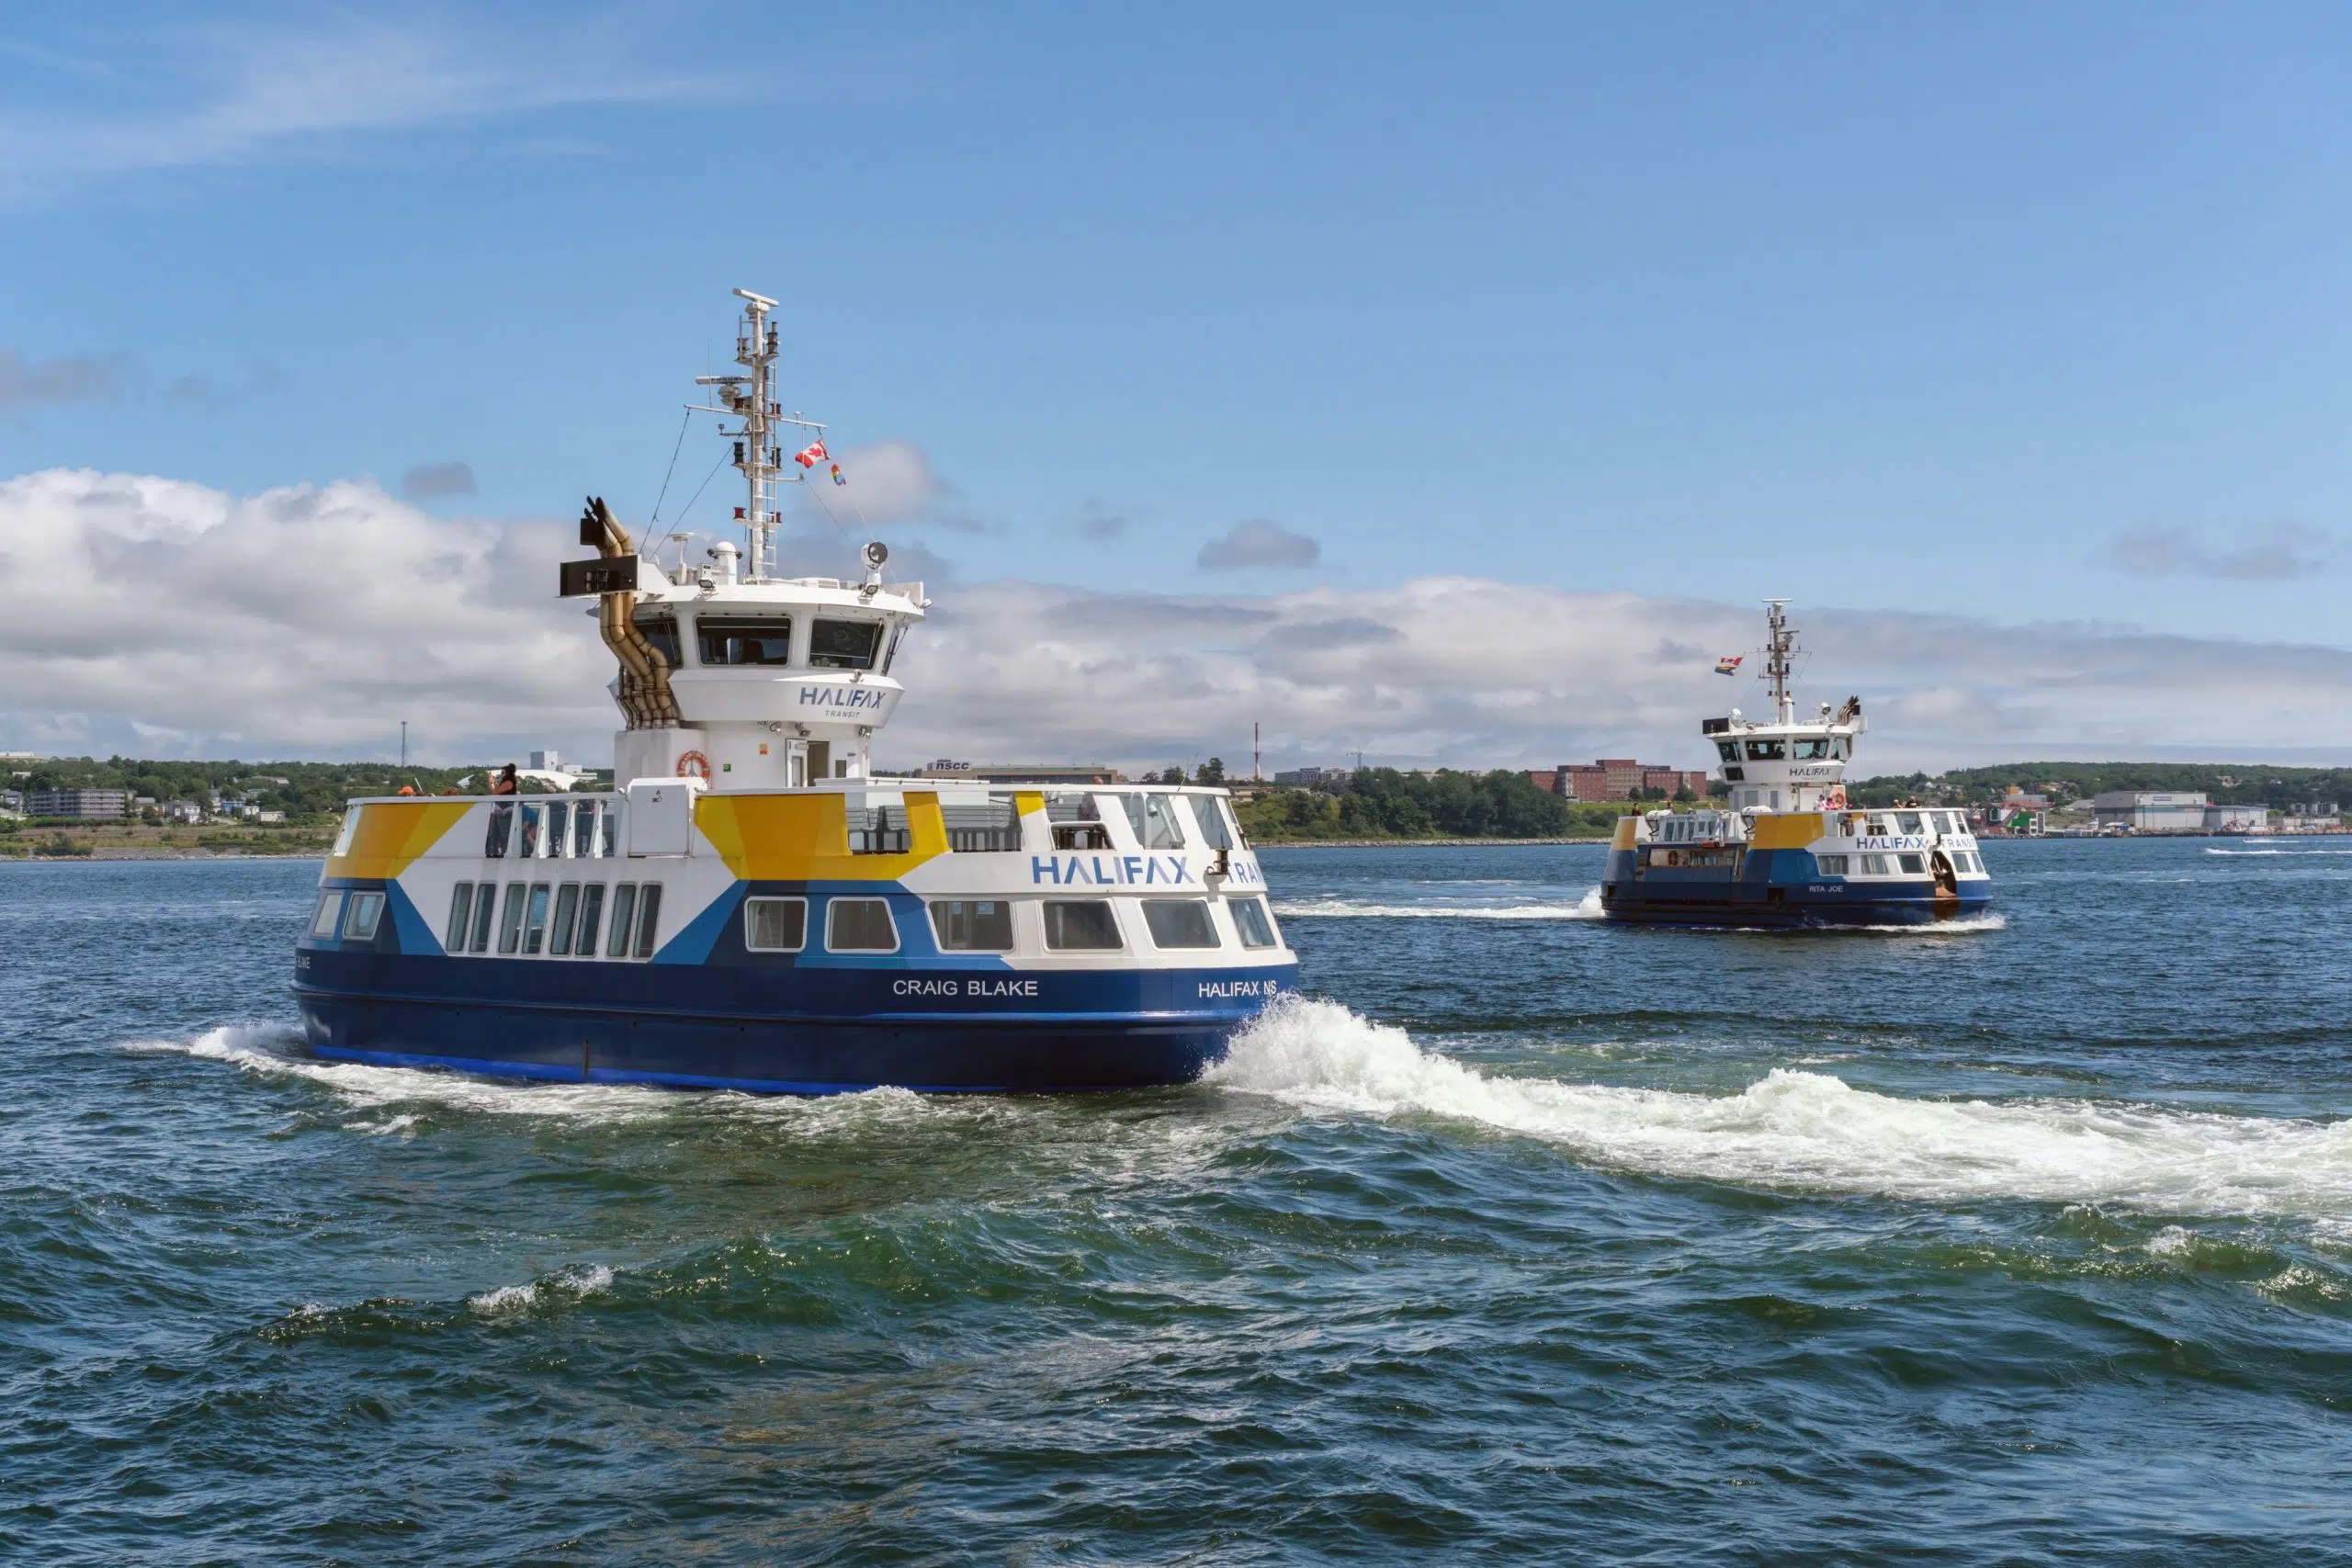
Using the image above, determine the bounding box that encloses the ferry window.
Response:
[931,899,1013,952]
[1954,852,1979,874]
[808,618,883,670]
[635,610,682,669]
[882,624,905,674]
[497,883,526,953]
[745,897,808,952]
[1861,854,1891,875]
[1793,739,1832,760]
[469,885,496,952]
[1895,813,1923,836]
[1186,795,1235,852]
[446,884,474,951]
[1897,853,1926,874]
[605,885,638,958]
[344,890,385,942]
[1231,897,1279,950]
[1715,740,1739,763]
[1744,739,1785,761]
[549,884,581,955]
[1143,898,1219,949]
[1043,900,1122,951]
[1815,855,1849,874]
[485,801,514,857]
[696,615,794,667]
[519,803,543,859]
[598,807,617,858]
[571,800,599,857]
[309,892,345,938]
[332,806,362,858]
[575,884,605,955]
[1120,793,1187,851]
[634,885,664,959]
[523,884,551,953]
[827,897,898,952]
[942,799,1021,853]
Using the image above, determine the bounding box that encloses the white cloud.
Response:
[1198,518,1319,571]
[0,13,719,195]
[2107,522,2335,581]
[7,467,2352,773]
[794,439,986,532]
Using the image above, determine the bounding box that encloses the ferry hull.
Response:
[1598,885,1993,929]
[291,951,1295,1093]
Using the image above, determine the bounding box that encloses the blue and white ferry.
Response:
[1600,601,1995,928]
[292,289,1297,1091]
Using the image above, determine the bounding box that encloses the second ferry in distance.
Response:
[290,287,1298,1092]
[1599,601,1995,928]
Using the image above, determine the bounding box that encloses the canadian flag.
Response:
[795,440,829,468]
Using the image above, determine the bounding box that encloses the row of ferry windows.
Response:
[740,894,1283,954]
[436,880,664,957]
[1815,851,1983,876]
[636,612,899,672]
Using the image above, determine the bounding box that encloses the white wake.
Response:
[1206,997,2352,1218]
[1275,889,1604,920]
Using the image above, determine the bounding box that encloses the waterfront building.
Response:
[2090,791,2210,832]
[28,788,128,820]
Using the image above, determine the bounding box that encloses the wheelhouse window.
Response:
[1186,795,1235,852]
[1120,793,1187,851]
[635,610,682,669]
[808,618,883,670]
[696,616,794,667]
[1793,738,1832,760]
[1744,739,1786,761]
[1715,740,1740,763]
[931,899,1013,952]
[744,897,808,952]
[1230,897,1279,949]
[827,897,898,952]
[1142,898,1219,949]
[309,891,345,938]
[1043,900,1121,951]
[344,890,385,942]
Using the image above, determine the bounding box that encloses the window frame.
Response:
[1141,897,1221,950]
[929,898,1014,953]
[808,617,885,671]
[1042,898,1124,952]
[1744,739,1787,761]
[1230,896,1279,950]
[743,896,809,953]
[824,896,899,953]
[1897,852,1927,874]
[343,889,386,942]
[695,615,796,667]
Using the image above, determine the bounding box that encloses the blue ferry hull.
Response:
[1600,848,1993,930]
[291,948,1295,1093]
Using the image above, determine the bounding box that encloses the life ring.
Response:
[675,750,710,781]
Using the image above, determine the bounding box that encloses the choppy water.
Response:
[5,839,2351,1563]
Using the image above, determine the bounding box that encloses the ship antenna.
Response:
[690,288,826,583]
[1764,598,1796,725]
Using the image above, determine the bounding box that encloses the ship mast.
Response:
[691,288,826,582]
[1764,599,1796,725]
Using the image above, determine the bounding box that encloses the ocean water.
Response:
[4,839,2350,1563]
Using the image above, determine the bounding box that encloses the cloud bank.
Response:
[5,468,2350,773]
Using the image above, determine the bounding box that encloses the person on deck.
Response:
[491,764,519,796]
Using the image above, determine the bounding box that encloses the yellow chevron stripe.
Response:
[330,801,473,881]
[695,791,949,883]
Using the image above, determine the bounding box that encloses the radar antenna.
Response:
[690,288,826,582]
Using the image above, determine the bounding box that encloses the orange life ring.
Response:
[675,750,710,781]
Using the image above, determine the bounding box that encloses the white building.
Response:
[2202,804,2267,833]
[2089,791,2210,832]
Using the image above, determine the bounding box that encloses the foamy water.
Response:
[1211,996,2352,1218]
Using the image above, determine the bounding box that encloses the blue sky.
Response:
[4,4,2351,767]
